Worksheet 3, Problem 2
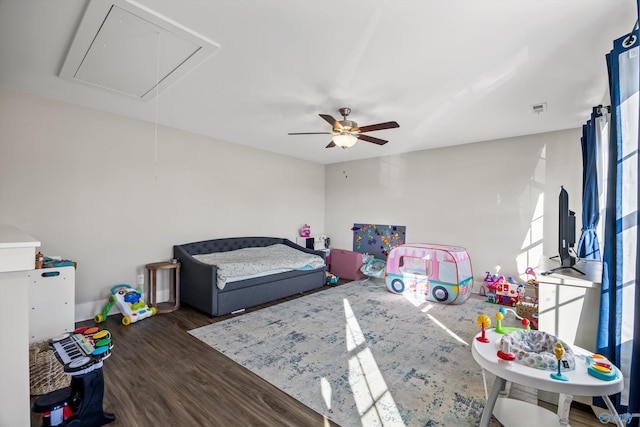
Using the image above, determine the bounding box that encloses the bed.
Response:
[173,237,327,317]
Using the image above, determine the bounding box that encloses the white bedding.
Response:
[193,244,325,290]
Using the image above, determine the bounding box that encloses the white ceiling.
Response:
[0,0,635,165]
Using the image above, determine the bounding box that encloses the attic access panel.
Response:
[60,0,220,100]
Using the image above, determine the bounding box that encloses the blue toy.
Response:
[586,354,619,381]
[326,273,339,285]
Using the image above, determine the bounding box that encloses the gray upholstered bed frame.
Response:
[173,237,326,317]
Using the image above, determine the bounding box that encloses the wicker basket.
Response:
[29,341,70,395]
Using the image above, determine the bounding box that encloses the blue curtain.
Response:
[596,17,639,422]
[577,107,602,260]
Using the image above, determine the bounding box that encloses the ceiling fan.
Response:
[288,107,399,149]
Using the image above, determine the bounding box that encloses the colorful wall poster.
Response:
[352,223,406,259]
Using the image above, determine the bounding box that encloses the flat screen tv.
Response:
[543,186,584,275]
[558,186,576,268]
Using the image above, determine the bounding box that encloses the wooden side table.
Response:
[145,261,180,314]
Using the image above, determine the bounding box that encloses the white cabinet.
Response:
[536,257,602,352]
[28,266,75,343]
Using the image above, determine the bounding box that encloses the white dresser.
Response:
[0,226,41,427]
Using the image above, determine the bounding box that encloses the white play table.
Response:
[471,329,624,427]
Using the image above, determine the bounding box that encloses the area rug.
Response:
[189,280,498,426]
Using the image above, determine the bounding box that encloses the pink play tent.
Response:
[384,243,473,304]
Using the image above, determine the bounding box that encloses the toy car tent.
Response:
[384,243,473,304]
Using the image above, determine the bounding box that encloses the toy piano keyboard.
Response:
[50,326,113,376]
[586,354,619,381]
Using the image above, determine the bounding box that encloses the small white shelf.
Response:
[493,398,561,426]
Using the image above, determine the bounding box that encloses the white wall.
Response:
[0,87,325,320]
[0,86,585,319]
[325,129,583,288]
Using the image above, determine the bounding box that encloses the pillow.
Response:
[500,329,576,371]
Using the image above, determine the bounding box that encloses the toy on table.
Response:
[31,326,115,427]
[94,284,156,326]
[299,224,311,237]
[550,343,569,381]
[476,314,491,343]
[586,354,619,381]
[499,329,576,371]
[494,306,531,334]
[497,337,516,361]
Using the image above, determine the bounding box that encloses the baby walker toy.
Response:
[94,284,156,326]
[31,326,115,427]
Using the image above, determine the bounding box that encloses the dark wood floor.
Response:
[30,281,603,426]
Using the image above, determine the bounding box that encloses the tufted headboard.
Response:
[177,237,290,256]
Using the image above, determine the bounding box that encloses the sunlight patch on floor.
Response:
[425,313,469,346]
[344,298,366,351]
[344,298,405,426]
[421,303,434,313]
[320,376,332,410]
[401,288,428,307]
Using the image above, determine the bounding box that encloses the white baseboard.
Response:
[74,289,169,322]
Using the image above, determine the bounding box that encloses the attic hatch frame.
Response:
[59,0,220,101]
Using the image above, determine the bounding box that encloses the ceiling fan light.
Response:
[332,133,358,148]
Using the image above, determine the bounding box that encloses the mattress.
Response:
[193,243,325,289]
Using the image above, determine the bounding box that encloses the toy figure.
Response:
[326,273,339,285]
[550,343,569,381]
[476,314,491,343]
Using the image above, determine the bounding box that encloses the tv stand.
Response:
[543,255,585,275]
[541,265,585,275]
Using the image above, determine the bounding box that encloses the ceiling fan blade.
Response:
[319,114,342,130]
[356,121,400,133]
[288,132,333,135]
[326,141,336,148]
[357,134,388,145]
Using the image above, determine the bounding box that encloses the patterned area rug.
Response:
[189,280,497,426]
